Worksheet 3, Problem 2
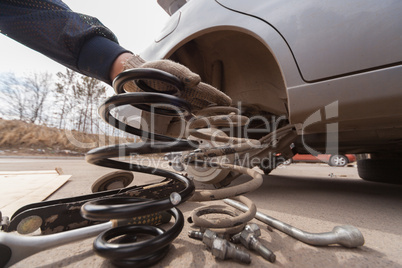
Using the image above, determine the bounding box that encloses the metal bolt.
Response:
[202,229,219,247]
[211,236,251,264]
[1,211,10,230]
[240,229,276,263]
[196,229,251,264]
[246,223,261,237]
[230,232,241,244]
[170,192,181,206]
[231,223,261,244]
[188,230,204,241]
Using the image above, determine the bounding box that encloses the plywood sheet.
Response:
[0,170,70,217]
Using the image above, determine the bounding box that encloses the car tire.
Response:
[261,168,273,175]
[357,158,402,184]
[329,154,349,167]
[282,158,293,165]
[260,158,273,175]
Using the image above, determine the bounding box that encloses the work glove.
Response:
[123,54,232,111]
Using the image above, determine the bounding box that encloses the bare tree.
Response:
[0,73,27,120]
[25,72,52,124]
[76,75,107,133]
[0,72,52,124]
[0,69,107,133]
[55,69,80,129]
[54,68,107,133]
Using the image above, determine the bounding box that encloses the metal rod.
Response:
[224,199,364,248]
[0,222,112,267]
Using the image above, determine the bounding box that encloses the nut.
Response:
[202,229,218,248]
[245,223,261,237]
[211,236,251,264]
[211,237,226,259]
[231,224,261,243]
[240,229,276,263]
[240,229,255,249]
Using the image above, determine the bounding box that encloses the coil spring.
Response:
[185,107,264,234]
[82,68,197,267]
[179,94,296,234]
[82,68,296,266]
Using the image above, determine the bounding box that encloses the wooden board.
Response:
[0,170,70,217]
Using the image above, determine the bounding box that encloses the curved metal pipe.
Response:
[224,199,365,248]
[0,222,111,267]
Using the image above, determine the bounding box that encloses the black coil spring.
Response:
[82,68,197,267]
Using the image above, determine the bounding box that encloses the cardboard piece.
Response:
[0,170,70,217]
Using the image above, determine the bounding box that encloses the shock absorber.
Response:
[183,107,289,234]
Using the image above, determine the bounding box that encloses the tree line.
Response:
[0,69,108,134]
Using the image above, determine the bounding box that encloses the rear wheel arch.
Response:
[168,30,289,116]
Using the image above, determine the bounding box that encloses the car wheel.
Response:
[329,155,349,167]
[261,168,273,175]
[282,158,293,165]
[357,158,402,184]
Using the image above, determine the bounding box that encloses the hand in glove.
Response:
[112,53,232,111]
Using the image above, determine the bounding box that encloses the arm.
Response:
[0,0,130,84]
[0,0,230,111]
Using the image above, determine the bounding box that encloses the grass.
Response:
[0,118,132,156]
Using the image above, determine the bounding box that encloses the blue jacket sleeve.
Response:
[0,0,130,84]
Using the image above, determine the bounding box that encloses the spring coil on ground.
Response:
[82,68,197,267]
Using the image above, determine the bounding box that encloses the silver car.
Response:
[141,0,402,184]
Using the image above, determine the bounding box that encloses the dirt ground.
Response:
[0,157,401,268]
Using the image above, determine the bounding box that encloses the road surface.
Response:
[0,157,401,267]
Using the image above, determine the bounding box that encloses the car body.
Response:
[142,0,402,183]
[284,154,356,167]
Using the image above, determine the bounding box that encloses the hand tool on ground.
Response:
[224,198,365,248]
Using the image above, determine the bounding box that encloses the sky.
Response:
[0,0,170,76]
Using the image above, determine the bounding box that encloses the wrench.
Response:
[224,198,364,248]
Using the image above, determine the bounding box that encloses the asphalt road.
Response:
[0,157,401,268]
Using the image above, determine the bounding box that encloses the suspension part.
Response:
[92,208,183,267]
[83,67,297,265]
[82,68,197,267]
